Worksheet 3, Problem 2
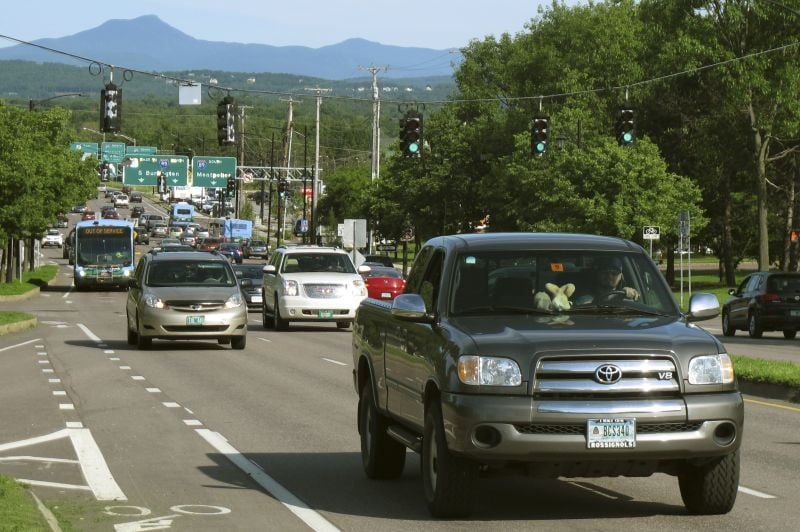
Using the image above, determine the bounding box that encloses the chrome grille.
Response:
[304,284,346,299]
[165,300,225,312]
[534,357,679,397]
[514,422,702,435]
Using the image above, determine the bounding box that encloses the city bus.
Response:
[73,219,135,290]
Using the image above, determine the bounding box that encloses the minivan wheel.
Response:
[422,399,477,518]
[748,312,763,338]
[721,310,736,337]
[136,319,151,350]
[231,336,246,350]
[126,314,138,345]
[783,329,797,339]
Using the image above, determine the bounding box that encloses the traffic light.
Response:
[100,83,122,133]
[616,107,635,146]
[226,178,235,197]
[400,111,423,157]
[217,96,236,146]
[531,116,549,157]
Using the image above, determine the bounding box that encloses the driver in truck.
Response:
[594,257,639,301]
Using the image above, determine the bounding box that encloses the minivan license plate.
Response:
[318,310,334,318]
[587,418,636,449]
[186,315,204,326]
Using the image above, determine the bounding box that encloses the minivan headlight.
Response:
[144,294,165,309]
[688,354,734,384]
[225,293,243,308]
[458,356,522,386]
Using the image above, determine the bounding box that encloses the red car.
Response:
[102,210,121,219]
[361,264,405,300]
[81,210,96,221]
[198,237,222,252]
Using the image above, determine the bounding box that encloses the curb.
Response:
[739,379,800,404]
[0,287,41,302]
[0,317,38,336]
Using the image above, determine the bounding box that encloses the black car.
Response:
[722,271,800,338]
[233,264,264,310]
[131,206,145,218]
[218,242,244,264]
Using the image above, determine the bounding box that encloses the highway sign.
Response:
[101,142,126,163]
[123,156,189,186]
[70,142,99,156]
[643,226,660,240]
[192,156,237,188]
[126,146,157,155]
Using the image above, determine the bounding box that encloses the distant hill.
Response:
[0,15,459,80]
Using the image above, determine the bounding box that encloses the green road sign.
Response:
[126,146,157,155]
[192,156,237,188]
[101,142,126,163]
[123,156,189,187]
[70,142,99,161]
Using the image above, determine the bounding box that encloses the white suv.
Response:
[261,246,368,330]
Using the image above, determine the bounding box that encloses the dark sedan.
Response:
[219,242,244,264]
[722,271,800,338]
[233,263,264,310]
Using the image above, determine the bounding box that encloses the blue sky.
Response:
[0,1,556,50]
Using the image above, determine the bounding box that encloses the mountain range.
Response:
[0,15,458,80]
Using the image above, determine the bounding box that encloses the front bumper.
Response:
[278,294,364,322]
[441,391,744,463]
[138,305,247,339]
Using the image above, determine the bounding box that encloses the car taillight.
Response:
[759,292,781,303]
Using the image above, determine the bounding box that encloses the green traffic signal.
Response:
[531,116,549,157]
[401,112,423,158]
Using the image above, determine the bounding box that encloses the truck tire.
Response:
[679,449,739,514]
[721,310,735,337]
[422,399,477,518]
[261,302,271,329]
[358,382,405,479]
[274,296,289,331]
[748,312,763,338]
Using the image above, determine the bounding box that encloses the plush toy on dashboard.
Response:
[535,282,575,311]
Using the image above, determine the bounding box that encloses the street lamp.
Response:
[82,126,105,143]
[113,132,136,146]
[29,93,86,111]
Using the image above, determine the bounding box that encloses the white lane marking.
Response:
[162,402,180,408]
[110,357,120,361]
[38,360,50,365]
[257,337,273,343]
[119,366,131,370]
[322,358,347,366]
[53,391,67,396]
[145,388,161,393]
[48,379,61,383]
[0,338,42,353]
[17,479,93,492]
[35,344,44,348]
[131,376,145,381]
[0,456,79,464]
[62,288,72,299]
[42,369,54,373]
[37,351,47,355]
[77,324,102,343]
[66,422,83,428]
[196,429,340,532]
[104,350,115,354]
[59,404,75,410]
[739,486,777,499]
[68,427,127,501]
[183,420,203,426]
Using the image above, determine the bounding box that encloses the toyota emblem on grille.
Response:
[595,364,622,384]
[191,304,202,311]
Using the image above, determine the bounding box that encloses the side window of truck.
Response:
[419,250,444,314]
[405,246,434,294]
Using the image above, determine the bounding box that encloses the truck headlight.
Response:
[225,293,243,308]
[458,356,522,386]
[283,279,299,296]
[352,279,367,296]
[688,354,734,384]
[144,294,165,309]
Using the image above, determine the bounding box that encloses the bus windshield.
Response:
[76,226,133,267]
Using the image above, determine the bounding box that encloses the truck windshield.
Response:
[450,251,677,316]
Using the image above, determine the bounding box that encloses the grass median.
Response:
[0,265,59,296]
[0,475,51,530]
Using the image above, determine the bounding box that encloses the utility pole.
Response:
[236,105,254,219]
[359,65,387,253]
[304,87,331,244]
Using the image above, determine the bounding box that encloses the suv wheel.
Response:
[274,296,289,331]
[679,449,740,514]
[721,310,735,337]
[359,381,405,479]
[747,312,763,338]
[261,301,271,329]
[422,399,476,518]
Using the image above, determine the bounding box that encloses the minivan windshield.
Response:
[450,251,677,316]
[146,260,236,287]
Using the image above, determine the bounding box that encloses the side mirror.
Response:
[358,265,371,273]
[240,278,253,288]
[686,292,720,322]
[127,278,138,289]
[262,264,276,274]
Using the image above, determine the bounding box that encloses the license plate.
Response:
[318,310,334,318]
[99,272,110,278]
[186,315,205,326]
[381,292,392,299]
[252,295,262,304]
[587,418,636,449]
[790,310,800,317]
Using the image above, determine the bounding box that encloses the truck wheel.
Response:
[747,312,763,338]
[274,296,289,331]
[678,449,739,514]
[422,399,477,518]
[721,310,735,337]
[261,302,271,329]
[358,382,405,479]
[783,329,797,339]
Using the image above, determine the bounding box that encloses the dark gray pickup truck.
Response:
[352,232,743,517]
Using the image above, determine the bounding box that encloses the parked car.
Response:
[126,250,247,349]
[722,271,800,338]
[360,264,405,300]
[261,245,369,330]
[243,240,269,259]
[219,242,244,264]
[233,263,265,311]
[42,228,63,248]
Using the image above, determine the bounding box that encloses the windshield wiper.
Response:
[568,305,670,316]
[455,305,554,316]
